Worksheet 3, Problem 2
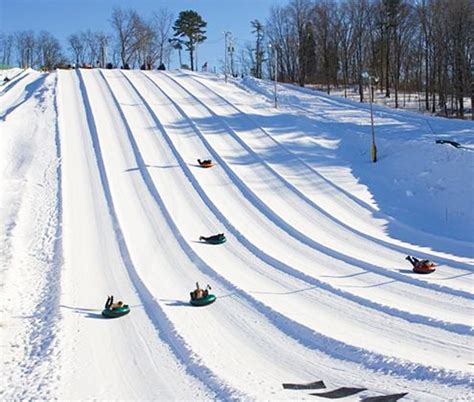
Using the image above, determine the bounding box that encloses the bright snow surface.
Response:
[0,68,473,400]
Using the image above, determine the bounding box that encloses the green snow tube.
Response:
[190,294,216,307]
[102,305,130,318]
[207,237,226,245]
[200,235,226,245]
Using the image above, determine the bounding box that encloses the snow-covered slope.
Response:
[1,68,473,400]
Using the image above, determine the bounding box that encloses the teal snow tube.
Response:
[190,294,216,307]
[102,305,130,318]
[201,236,226,245]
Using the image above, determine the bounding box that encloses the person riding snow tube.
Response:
[190,282,216,306]
[102,295,130,318]
[405,256,436,274]
[199,233,226,245]
[197,159,214,168]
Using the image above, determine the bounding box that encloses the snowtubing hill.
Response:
[2,67,473,400]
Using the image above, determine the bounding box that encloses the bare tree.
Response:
[68,31,110,68]
[339,3,354,97]
[134,18,157,69]
[152,9,174,67]
[95,32,110,68]
[239,42,254,76]
[15,30,36,68]
[68,33,85,67]
[36,31,63,70]
[289,0,313,86]
[0,33,14,67]
[82,30,101,66]
[447,0,472,118]
[266,5,299,82]
[314,2,331,92]
[417,0,433,111]
[110,7,145,68]
[367,0,415,107]
[348,0,371,102]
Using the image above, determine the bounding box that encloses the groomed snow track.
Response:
[1,68,473,400]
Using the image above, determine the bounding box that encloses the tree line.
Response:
[0,7,206,71]
[251,0,472,118]
[0,1,471,118]
[1,30,63,71]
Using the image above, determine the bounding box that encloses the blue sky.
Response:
[0,0,288,69]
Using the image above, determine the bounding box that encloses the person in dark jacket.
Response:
[199,233,225,242]
[405,256,419,267]
[105,295,113,309]
[406,255,433,268]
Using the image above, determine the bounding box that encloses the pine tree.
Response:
[172,10,207,71]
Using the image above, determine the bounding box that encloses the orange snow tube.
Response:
[413,261,436,274]
[197,159,214,168]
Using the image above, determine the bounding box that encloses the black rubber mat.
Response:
[282,380,326,390]
[361,392,409,401]
[310,387,367,398]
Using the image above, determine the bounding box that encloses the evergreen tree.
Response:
[172,10,207,71]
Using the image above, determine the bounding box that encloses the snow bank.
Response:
[240,75,474,244]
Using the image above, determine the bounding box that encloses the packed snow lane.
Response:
[0,68,29,93]
[1,71,61,400]
[0,69,48,122]
[56,70,211,400]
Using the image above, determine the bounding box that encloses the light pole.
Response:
[229,36,235,78]
[362,71,378,163]
[224,31,231,83]
[268,43,278,108]
[102,37,108,68]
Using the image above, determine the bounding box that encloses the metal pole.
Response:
[224,32,229,83]
[274,45,278,108]
[362,71,377,162]
[368,77,377,162]
[102,38,107,68]
[229,37,235,77]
